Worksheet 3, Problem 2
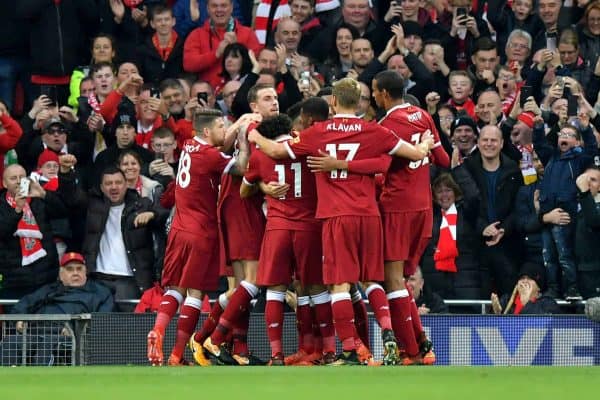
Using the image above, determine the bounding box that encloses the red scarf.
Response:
[6,192,47,266]
[152,31,178,62]
[134,177,143,196]
[434,204,458,273]
[514,296,536,315]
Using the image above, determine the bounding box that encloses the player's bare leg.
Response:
[167,288,204,366]
[384,261,422,364]
[363,280,398,365]
[328,283,362,365]
[147,286,185,366]
[265,283,287,365]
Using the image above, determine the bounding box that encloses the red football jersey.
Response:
[285,114,404,218]
[244,135,319,231]
[171,137,235,235]
[379,104,446,212]
[218,121,264,213]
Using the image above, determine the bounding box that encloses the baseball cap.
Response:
[450,115,478,136]
[60,252,86,267]
[43,117,67,132]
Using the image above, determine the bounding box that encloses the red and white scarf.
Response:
[6,192,47,266]
[434,204,458,273]
[254,0,291,45]
[254,0,340,44]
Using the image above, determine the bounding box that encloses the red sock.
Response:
[211,281,256,345]
[193,299,224,343]
[171,297,202,359]
[152,291,182,335]
[407,286,425,341]
[331,293,358,352]
[388,290,419,357]
[265,290,285,357]
[352,295,369,349]
[366,284,392,331]
[232,308,250,355]
[296,297,314,353]
[312,292,336,354]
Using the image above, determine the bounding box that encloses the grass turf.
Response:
[0,366,598,399]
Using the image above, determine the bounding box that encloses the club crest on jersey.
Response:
[326,122,361,132]
[407,111,423,123]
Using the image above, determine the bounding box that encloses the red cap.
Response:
[37,149,60,169]
[517,112,535,129]
[60,252,85,267]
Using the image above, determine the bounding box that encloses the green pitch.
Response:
[0,366,598,399]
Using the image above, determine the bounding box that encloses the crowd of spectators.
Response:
[1,0,600,315]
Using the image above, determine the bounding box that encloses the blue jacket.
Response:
[173,0,245,38]
[533,123,597,217]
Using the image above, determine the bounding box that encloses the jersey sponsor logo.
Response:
[326,122,362,132]
[184,143,202,153]
[407,111,423,123]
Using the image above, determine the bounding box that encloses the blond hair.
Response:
[332,77,361,109]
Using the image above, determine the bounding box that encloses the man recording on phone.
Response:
[0,158,77,302]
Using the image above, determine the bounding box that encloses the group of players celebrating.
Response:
[146,70,448,367]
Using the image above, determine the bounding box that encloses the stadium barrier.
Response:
[0,314,90,366]
[1,313,599,366]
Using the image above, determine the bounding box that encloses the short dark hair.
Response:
[101,165,126,182]
[149,3,173,20]
[374,70,405,100]
[193,109,223,132]
[152,127,175,140]
[247,83,276,104]
[432,173,463,202]
[472,37,497,55]
[91,61,114,76]
[159,78,183,94]
[301,97,330,122]
[117,149,142,168]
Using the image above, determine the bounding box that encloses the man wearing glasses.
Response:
[148,127,177,188]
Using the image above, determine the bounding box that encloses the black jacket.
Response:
[11,280,114,314]
[0,189,71,290]
[452,152,524,241]
[576,191,600,273]
[82,189,168,292]
[421,201,483,300]
[15,116,94,175]
[499,293,560,314]
[15,0,98,77]
[136,34,184,86]
[415,287,449,314]
[515,181,544,265]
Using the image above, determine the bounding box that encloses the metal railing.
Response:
[0,314,91,366]
[1,298,587,315]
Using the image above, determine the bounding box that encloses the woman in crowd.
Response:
[118,150,163,207]
[216,43,252,95]
[69,34,117,109]
[318,24,360,85]
[420,173,483,301]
